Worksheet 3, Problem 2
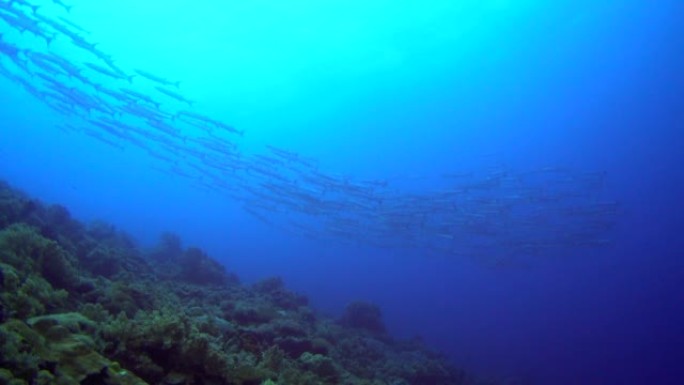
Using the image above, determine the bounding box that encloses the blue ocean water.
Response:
[1,0,683,384]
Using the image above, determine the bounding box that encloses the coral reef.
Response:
[0,181,485,385]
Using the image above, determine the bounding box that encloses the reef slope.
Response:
[0,180,481,385]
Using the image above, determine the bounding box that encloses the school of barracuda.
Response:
[0,0,620,263]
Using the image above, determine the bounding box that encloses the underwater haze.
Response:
[1,0,683,384]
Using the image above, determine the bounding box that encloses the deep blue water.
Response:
[1,0,683,384]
